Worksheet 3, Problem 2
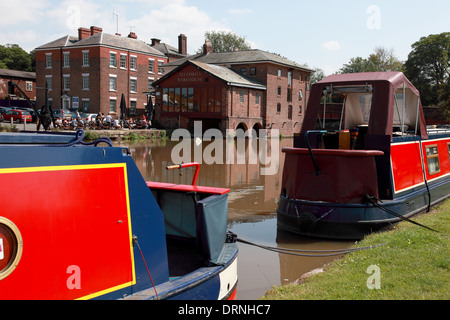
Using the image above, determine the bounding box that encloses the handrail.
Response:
[304,130,326,175]
[166,162,200,186]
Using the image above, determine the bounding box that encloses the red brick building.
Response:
[153,60,267,133]
[34,26,186,118]
[155,42,313,136]
[0,68,36,102]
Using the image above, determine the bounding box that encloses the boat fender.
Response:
[297,211,317,232]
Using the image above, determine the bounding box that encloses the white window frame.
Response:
[82,50,89,67]
[130,55,137,71]
[130,77,137,93]
[109,51,117,68]
[63,52,70,68]
[45,53,52,69]
[129,98,137,116]
[120,53,127,69]
[148,77,154,91]
[148,58,154,73]
[63,74,70,91]
[158,60,164,74]
[82,73,89,91]
[109,97,117,113]
[26,81,33,92]
[109,74,117,91]
[45,75,52,91]
[81,98,90,112]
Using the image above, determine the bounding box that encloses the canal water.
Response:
[115,137,353,300]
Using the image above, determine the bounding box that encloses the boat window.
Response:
[425,145,440,175]
[317,85,374,131]
[393,90,411,131]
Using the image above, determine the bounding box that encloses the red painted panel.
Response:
[0,165,134,300]
[422,139,450,181]
[391,142,424,193]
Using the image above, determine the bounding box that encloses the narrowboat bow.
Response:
[0,130,238,300]
[277,72,449,239]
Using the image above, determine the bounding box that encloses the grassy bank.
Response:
[262,199,449,300]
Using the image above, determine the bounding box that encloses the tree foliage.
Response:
[197,31,252,53]
[404,32,450,106]
[0,44,34,72]
[339,47,403,74]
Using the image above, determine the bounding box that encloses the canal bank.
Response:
[262,199,450,300]
[83,128,167,141]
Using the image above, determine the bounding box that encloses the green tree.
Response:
[0,44,34,71]
[339,47,403,74]
[404,32,450,106]
[197,31,252,53]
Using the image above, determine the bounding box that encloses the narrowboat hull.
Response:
[277,175,449,240]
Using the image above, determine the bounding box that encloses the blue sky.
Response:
[1,0,449,75]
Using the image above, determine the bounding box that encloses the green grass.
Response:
[262,200,450,300]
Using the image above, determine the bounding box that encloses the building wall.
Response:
[226,62,310,136]
[0,76,36,102]
[154,63,265,133]
[35,41,167,118]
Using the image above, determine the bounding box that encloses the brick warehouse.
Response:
[0,69,36,102]
[154,41,314,136]
[34,26,188,118]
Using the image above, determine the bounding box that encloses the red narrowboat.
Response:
[277,72,449,239]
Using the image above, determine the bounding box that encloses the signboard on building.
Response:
[72,97,79,109]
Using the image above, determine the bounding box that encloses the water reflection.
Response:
[117,138,352,300]
[118,138,291,221]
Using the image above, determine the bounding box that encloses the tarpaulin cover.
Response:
[300,72,428,139]
[195,194,228,264]
[282,148,384,204]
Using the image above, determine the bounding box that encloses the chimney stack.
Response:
[151,38,161,46]
[178,34,187,55]
[203,40,213,55]
[90,26,103,36]
[128,32,137,39]
[78,27,90,40]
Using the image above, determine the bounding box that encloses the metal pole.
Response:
[401,82,405,135]
[415,98,420,135]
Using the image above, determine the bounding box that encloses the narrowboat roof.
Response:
[301,72,428,139]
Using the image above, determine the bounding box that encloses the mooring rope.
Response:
[227,232,385,257]
[365,195,439,233]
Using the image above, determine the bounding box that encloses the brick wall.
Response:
[36,45,166,118]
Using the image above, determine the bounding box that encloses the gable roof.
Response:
[164,49,313,72]
[0,68,36,80]
[151,42,187,58]
[154,60,267,90]
[36,32,166,57]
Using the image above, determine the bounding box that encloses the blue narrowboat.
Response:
[0,130,238,300]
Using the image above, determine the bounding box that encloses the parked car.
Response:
[80,113,97,123]
[52,109,73,120]
[2,109,32,123]
[14,107,37,123]
[0,107,11,122]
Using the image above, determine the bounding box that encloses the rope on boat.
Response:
[133,235,158,297]
[365,195,439,233]
[227,232,385,258]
